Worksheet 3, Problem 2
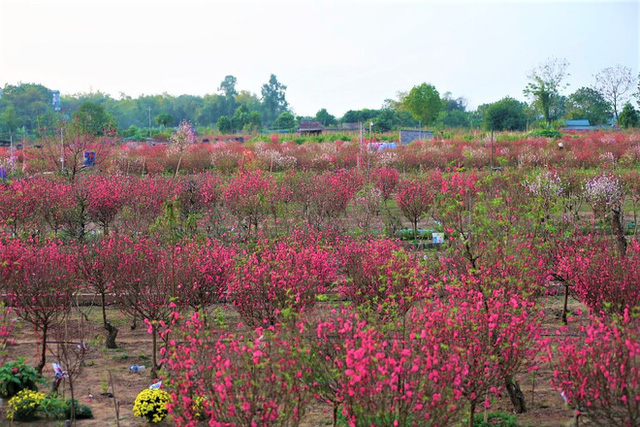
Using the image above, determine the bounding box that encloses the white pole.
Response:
[9,133,13,169]
[358,122,363,170]
[60,127,65,172]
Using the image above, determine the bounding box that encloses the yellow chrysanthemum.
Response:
[133,388,171,423]
[6,389,45,421]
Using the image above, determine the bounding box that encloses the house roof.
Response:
[299,120,323,130]
[565,120,590,126]
[299,120,324,132]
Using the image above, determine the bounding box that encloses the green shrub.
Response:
[336,409,419,426]
[463,411,518,426]
[0,358,45,398]
[152,131,170,141]
[6,389,45,421]
[64,398,93,419]
[39,395,93,420]
[528,128,562,138]
[38,394,66,419]
[395,228,435,241]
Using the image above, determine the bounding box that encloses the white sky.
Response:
[1,0,638,117]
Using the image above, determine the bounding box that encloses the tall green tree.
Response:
[437,91,471,128]
[340,109,379,124]
[235,90,261,112]
[402,83,441,126]
[441,91,467,112]
[372,108,395,132]
[315,108,337,126]
[260,74,289,126]
[197,94,225,127]
[246,111,263,132]
[231,105,250,132]
[172,95,203,124]
[618,102,639,128]
[0,83,53,133]
[219,75,238,117]
[273,111,296,131]
[217,115,232,133]
[482,97,528,131]
[438,110,472,129]
[72,101,115,135]
[155,112,174,128]
[524,57,570,125]
[219,75,238,98]
[0,106,19,135]
[565,87,612,125]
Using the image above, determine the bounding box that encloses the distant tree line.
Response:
[0,74,291,137]
[1,61,639,138]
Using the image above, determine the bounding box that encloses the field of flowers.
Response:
[0,129,639,426]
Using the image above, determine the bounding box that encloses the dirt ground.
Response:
[0,292,589,427]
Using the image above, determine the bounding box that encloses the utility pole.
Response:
[148,106,151,138]
[60,127,65,172]
[9,132,13,170]
[358,122,363,170]
[490,130,494,171]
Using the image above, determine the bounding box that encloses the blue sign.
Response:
[50,90,61,111]
[432,233,445,244]
[84,151,96,167]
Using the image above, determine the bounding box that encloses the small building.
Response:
[298,120,324,135]
[399,129,434,144]
[562,119,595,131]
[561,119,619,131]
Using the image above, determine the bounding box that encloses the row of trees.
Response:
[2,166,639,249]
[400,60,639,132]
[0,74,291,137]
[523,59,637,126]
[2,61,639,138]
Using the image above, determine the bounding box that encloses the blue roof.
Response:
[565,120,590,126]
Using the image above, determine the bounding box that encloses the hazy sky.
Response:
[1,0,638,117]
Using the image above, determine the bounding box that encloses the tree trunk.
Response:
[562,283,569,325]
[69,368,76,425]
[174,155,183,178]
[150,327,158,379]
[468,399,476,427]
[37,324,48,374]
[101,293,118,349]
[611,208,627,258]
[105,321,119,349]
[505,375,527,413]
